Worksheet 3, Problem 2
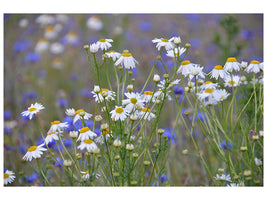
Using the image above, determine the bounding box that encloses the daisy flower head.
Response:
[166,47,186,58]
[35,38,49,53]
[115,50,138,69]
[86,16,103,31]
[214,173,232,182]
[213,89,230,102]
[96,38,113,51]
[197,88,216,100]
[21,102,45,120]
[95,129,112,144]
[81,171,101,180]
[23,144,47,162]
[210,65,229,80]
[177,60,195,76]
[110,106,128,121]
[89,43,99,53]
[157,79,180,90]
[245,60,261,73]
[77,139,98,152]
[44,26,58,40]
[224,75,241,87]
[104,50,121,61]
[224,57,242,72]
[122,92,144,113]
[45,131,61,144]
[139,108,155,121]
[200,81,218,90]
[187,65,206,80]
[48,120,68,133]
[73,109,93,124]
[64,31,79,45]
[92,88,115,103]
[152,37,174,51]
[241,61,248,69]
[65,108,75,117]
[77,126,97,142]
[4,170,15,185]
[142,90,154,103]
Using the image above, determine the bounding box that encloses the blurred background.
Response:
[3,14,263,186]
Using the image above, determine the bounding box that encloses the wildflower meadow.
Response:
[3,13,263,188]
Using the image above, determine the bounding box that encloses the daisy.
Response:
[197,88,216,100]
[186,65,206,80]
[115,50,138,69]
[77,139,98,152]
[152,37,174,51]
[96,38,113,51]
[200,81,218,90]
[73,109,93,124]
[36,14,55,26]
[81,170,101,180]
[202,97,218,107]
[214,173,232,182]
[64,31,79,45]
[139,108,155,121]
[122,92,144,113]
[4,170,15,185]
[45,131,61,144]
[95,129,112,144]
[52,57,64,69]
[77,127,97,142]
[245,60,261,73]
[48,120,68,132]
[35,38,49,53]
[110,106,128,121]
[254,158,262,166]
[177,60,195,76]
[166,47,186,58]
[44,26,58,40]
[104,50,121,61]
[21,102,45,120]
[142,91,154,103]
[224,57,242,72]
[213,89,230,102]
[89,43,99,53]
[157,79,180,90]
[209,65,229,80]
[23,144,47,162]
[224,75,241,87]
[86,16,103,31]
[50,42,64,54]
[92,88,115,103]
[65,108,75,117]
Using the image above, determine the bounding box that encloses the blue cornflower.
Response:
[80,88,90,97]
[174,87,184,95]
[69,73,78,81]
[221,140,233,150]
[55,157,63,168]
[4,110,12,120]
[241,29,255,41]
[63,138,72,147]
[138,21,152,32]
[4,128,13,135]
[25,52,41,63]
[160,174,167,183]
[189,38,202,49]
[58,98,69,108]
[196,111,207,121]
[25,173,39,183]
[163,128,177,145]
[13,38,31,52]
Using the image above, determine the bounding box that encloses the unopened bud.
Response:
[63,160,72,167]
[83,45,89,50]
[95,115,103,122]
[185,43,191,48]
[182,149,188,155]
[127,84,133,92]
[153,74,161,83]
[157,128,165,135]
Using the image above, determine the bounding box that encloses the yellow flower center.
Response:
[214,65,223,70]
[28,146,37,152]
[204,81,213,85]
[181,60,191,65]
[4,173,9,179]
[101,129,110,135]
[51,120,61,125]
[228,81,235,85]
[80,127,90,133]
[28,107,37,112]
[39,38,46,42]
[144,91,153,96]
[122,52,132,57]
[141,108,151,112]
[47,131,56,136]
[101,88,109,93]
[54,57,62,63]
[108,50,116,53]
[98,39,106,42]
[161,38,169,42]
[85,170,89,174]
[250,60,260,64]
[46,26,54,31]
[84,139,93,144]
[68,32,76,36]
[115,107,124,114]
[204,88,214,93]
[75,109,84,115]
[226,57,237,62]
[130,98,138,104]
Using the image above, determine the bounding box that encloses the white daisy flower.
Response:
[122,92,144,113]
[48,120,68,133]
[138,108,155,121]
[96,38,113,51]
[110,106,128,121]
[241,61,248,69]
[197,88,216,100]
[21,102,45,120]
[89,43,99,53]
[92,88,115,103]
[35,38,49,53]
[200,81,218,90]
[77,127,97,142]
[45,131,61,144]
[104,50,121,61]
[209,65,230,80]
[172,36,182,44]
[166,47,186,58]
[157,79,180,90]
[227,183,239,187]
[4,170,15,185]
[142,91,154,103]
[77,139,98,152]
[224,57,242,72]
[19,18,29,28]
[23,144,47,162]
[245,60,261,73]
[50,42,64,54]
[115,50,138,69]
[81,171,101,180]
[186,65,206,80]
[36,14,55,26]
[214,173,232,182]
[259,62,264,71]
[95,129,112,144]
[73,109,93,124]
[64,31,79,45]
[202,97,218,107]
[254,157,263,166]
[86,16,103,31]
[65,108,75,117]
[213,89,230,102]
[177,60,195,76]
[44,26,58,40]
[52,57,64,69]
[152,37,174,51]
[224,75,241,87]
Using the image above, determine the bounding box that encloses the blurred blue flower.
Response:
[4,145,15,151]
[19,145,26,154]
[4,128,13,135]
[64,138,73,147]
[174,87,184,95]
[25,52,41,63]
[220,140,233,150]
[13,38,31,52]
[160,174,167,183]
[189,38,202,49]
[58,98,69,108]
[138,21,152,32]
[241,29,255,41]
[4,110,12,120]
[25,173,39,183]
[70,73,78,81]
[21,91,39,104]
[55,157,63,168]
[163,128,177,145]
[196,111,207,121]
[184,14,200,23]
[80,88,90,97]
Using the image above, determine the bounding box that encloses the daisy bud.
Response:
[217,168,225,174]
[103,54,108,59]
[83,45,89,50]
[254,158,262,166]
[93,85,101,93]
[156,55,161,60]
[115,155,120,160]
[95,115,103,122]
[240,76,246,82]
[185,43,191,48]
[254,179,260,184]
[252,135,259,140]
[153,74,161,83]
[234,175,240,180]
[79,110,85,117]
[132,153,138,158]
[65,108,76,117]
[126,144,134,151]
[143,160,151,166]
[90,43,99,53]
[243,170,251,177]
[118,66,123,70]
[131,78,135,83]
[241,61,248,69]
[259,130,264,137]
[127,84,133,92]
[63,160,72,167]
[157,128,165,135]
[128,70,133,76]
[92,148,100,154]
[184,87,190,92]
[174,37,181,45]
[69,131,78,139]
[101,106,106,112]
[130,114,138,121]
[113,139,122,147]
[113,172,120,177]
[198,79,204,85]
[76,153,82,160]
[130,180,138,185]
[240,146,248,152]
[100,123,109,131]
[163,73,169,79]
[102,90,108,97]
[182,149,188,155]
[245,177,252,181]
[154,143,158,148]
[184,110,190,116]
[156,99,161,104]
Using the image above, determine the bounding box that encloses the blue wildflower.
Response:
[138,21,152,32]
[4,128,13,135]
[160,174,167,183]
[220,140,233,150]
[241,29,255,41]
[13,38,31,52]
[25,52,41,63]
[4,110,12,120]
[63,138,72,147]
[58,98,69,108]
[25,173,39,183]
[196,111,207,121]
[55,157,63,168]
[163,128,177,145]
